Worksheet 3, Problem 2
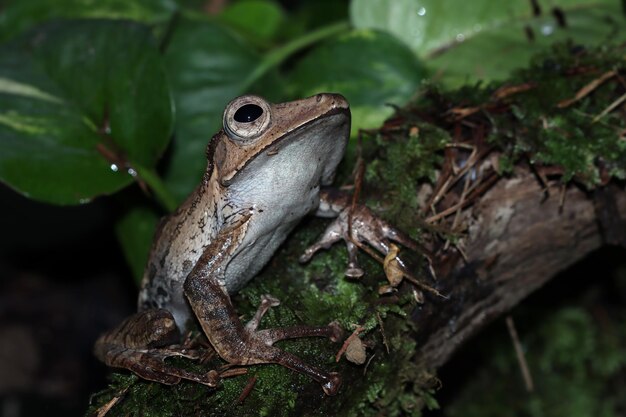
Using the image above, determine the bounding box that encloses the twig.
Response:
[557,70,616,108]
[363,353,376,376]
[426,171,499,223]
[376,311,390,354]
[593,92,626,123]
[490,82,537,100]
[428,143,478,208]
[236,376,257,405]
[94,386,129,417]
[444,167,472,251]
[349,156,366,246]
[352,235,447,297]
[559,184,567,212]
[505,316,534,392]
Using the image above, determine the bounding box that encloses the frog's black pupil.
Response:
[234,104,263,123]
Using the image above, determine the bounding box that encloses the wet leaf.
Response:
[290,29,427,134]
[116,205,160,284]
[0,0,177,42]
[0,20,173,204]
[219,0,285,44]
[351,0,626,86]
[162,18,262,202]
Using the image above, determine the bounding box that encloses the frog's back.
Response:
[138,185,219,328]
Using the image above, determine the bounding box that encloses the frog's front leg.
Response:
[183,223,343,395]
[94,309,220,386]
[300,188,420,277]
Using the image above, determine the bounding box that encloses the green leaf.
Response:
[290,29,427,134]
[219,0,285,44]
[279,0,349,40]
[0,20,173,204]
[430,4,626,86]
[163,19,262,202]
[0,0,177,42]
[116,205,160,285]
[351,0,529,56]
[351,0,626,86]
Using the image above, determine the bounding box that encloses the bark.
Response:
[413,171,626,369]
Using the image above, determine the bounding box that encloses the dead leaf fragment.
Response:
[345,337,367,365]
[383,243,404,287]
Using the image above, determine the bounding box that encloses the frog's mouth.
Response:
[221,107,350,188]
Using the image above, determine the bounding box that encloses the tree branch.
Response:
[415,170,626,369]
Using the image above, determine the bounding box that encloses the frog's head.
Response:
[207,94,350,191]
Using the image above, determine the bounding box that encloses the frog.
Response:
[94,93,418,396]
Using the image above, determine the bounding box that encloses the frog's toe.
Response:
[321,372,342,396]
[327,320,344,342]
[344,240,364,278]
[260,294,280,307]
[127,362,182,385]
[304,205,421,279]
[299,219,343,263]
[245,294,282,332]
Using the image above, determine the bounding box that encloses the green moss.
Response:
[363,122,449,234]
[416,43,626,188]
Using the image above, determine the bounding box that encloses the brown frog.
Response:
[95,94,416,395]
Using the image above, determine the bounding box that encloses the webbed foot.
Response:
[230,294,344,394]
[94,309,221,387]
[300,202,419,278]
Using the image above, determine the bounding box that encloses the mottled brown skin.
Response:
[94,94,418,396]
[94,309,220,386]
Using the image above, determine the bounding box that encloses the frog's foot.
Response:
[224,295,343,395]
[300,204,419,278]
[100,344,221,386]
[244,294,280,332]
[235,339,342,395]
[94,309,220,387]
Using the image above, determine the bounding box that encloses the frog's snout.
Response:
[314,93,349,111]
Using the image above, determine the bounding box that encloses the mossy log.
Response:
[416,173,626,370]
[88,44,626,417]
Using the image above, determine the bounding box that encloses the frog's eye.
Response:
[223,96,271,141]
[234,104,263,123]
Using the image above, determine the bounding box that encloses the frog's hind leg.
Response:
[94,309,220,387]
[191,298,344,395]
[184,228,345,395]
